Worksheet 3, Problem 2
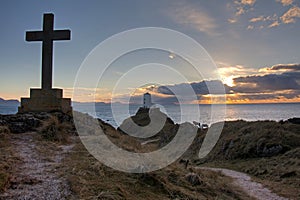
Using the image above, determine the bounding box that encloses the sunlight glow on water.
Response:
[74,103,300,128]
[1,103,299,128]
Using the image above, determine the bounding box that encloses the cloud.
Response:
[280,6,300,24]
[230,0,300,29]
[277,0,294,6]
[216,62,258,85]
[241,0,256,6]
[268,20,280,27]
[249,14,277,23]
[233,0,256,16]
[141,62,300,104]
[119,65,300,104]
[134,80,229,104]
[70,61,300,104]
[156,80,231,96]
[236,7,246,16]
[247,14,280,29]
[259,63,300,73]
[152,74,300,104]
[249,16,264,22]
[247,25,254,29]
[228,18,238,23]
[66,87,115,103]
[232,72,300,93]
[167,2,218,36]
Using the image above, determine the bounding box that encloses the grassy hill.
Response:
[196,120,300,199]
[0,112,250,199]
[0,110,299,199]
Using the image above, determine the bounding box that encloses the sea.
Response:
[1,103,299,128]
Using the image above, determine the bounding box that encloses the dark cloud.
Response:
[128,93,179,105]
[134,68,300,104]
[267,63,300,71]
[157,80,231,95]
[233,72,300,93]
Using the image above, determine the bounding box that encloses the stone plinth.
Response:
[18,88,72,113]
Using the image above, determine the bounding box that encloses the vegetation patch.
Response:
[38,115,73,143]
[64,121,250,200]
[196,120,300,199]
[0,126,14,192]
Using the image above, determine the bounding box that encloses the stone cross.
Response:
[26,13,71,90]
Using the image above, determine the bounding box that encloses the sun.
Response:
[168,52,176,59]
[223,76,234,87]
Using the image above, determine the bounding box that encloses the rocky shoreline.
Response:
[0,110,299,199]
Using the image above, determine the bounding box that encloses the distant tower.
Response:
[143,93,152,108]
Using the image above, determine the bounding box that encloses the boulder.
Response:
[185,173,202,186]
[288,118,300,125]
[262,144,283,157]
[0,113,43,133]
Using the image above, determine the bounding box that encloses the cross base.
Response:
[18,88,72,114]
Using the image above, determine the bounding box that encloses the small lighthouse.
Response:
[143,92,152,108]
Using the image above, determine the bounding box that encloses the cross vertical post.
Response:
[25,13,71,90]
[42,14,54,90]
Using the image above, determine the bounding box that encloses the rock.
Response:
[6,114,42,133]
[262,144,283,157]
[0,119,6,126]
[287,118,300,124]
[185,173,202,186]
[118,107,177,145]
[0,113,56,133]
[256,138,283,157]
[0,112,75,134]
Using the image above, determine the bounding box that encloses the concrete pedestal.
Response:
[18,88,72,113]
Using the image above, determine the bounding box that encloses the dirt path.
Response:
[199,167,288,200]
[0,132,74,200]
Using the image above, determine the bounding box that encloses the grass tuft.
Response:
[38,115,73,143]
[0,126,13,192]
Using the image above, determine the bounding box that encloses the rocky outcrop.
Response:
[0,112,73,134]
[288,117,300,124]
[117,107,179,146]
[197,120,300,163]
[0,114,42,133]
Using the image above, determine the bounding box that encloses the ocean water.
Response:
[1,103,299,128]
[0,105,18,115]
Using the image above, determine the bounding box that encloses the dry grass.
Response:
[196,120,300,199]
[3,111,298,198]
[64,122,251,200]
[0,126,16,192]
[64,111,257,199]
[202,120,300,160]
[37,115,73,143]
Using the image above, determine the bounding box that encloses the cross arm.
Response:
[53,30,71,40]
[26,31,44,41]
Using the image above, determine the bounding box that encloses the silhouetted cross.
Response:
[26,13,71,90]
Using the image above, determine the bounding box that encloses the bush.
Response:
[38,116,72,143]
[0,126,10,139]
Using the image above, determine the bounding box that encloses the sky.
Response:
[0,0,299,104]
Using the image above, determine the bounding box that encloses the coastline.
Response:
[0,110,299,199]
